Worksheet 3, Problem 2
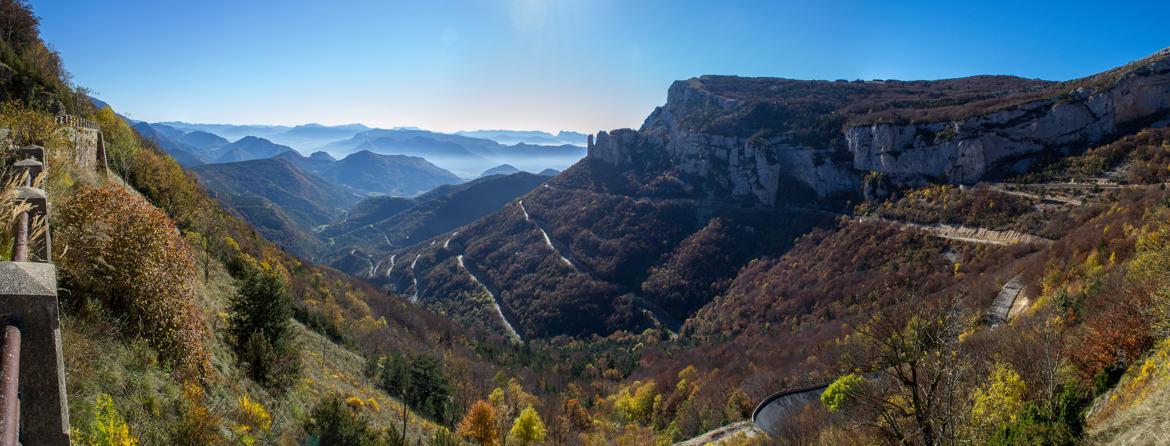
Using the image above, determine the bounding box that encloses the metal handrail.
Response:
[0,322,20,446]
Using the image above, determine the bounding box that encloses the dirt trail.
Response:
[458,254,522,342]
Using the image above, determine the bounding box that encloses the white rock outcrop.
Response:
[849,56,1170,185]
[588,50,1170,206]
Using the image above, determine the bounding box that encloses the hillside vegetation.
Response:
[11,1,1170,444]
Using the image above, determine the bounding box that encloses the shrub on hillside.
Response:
[379,353,454,424]
[228,256,300,390]
[0,99,66,152]
[92,105,140,181]
[305,395,399,446]
[56,184,210,377]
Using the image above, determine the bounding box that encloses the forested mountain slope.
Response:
[389,48,1170,341]
[323,171,550,277]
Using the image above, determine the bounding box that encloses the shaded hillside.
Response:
[132,121,209,166]
[480,164,519,177]
[208,192,325,258]
[322,195,416,236]
[322,172,549,275]
[314,150,462,196]
[273,149,462,196]
[379,161,833,338]
[213,135,296,163]
[177,130,228,149]
[191,158,361,233]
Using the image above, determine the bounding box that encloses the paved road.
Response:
[987,185,1084,206]
[988,274,1025,326]
[409,253,421,303]
[751,384,830,438]
[458,254,522,342]
[859,216,1052,246]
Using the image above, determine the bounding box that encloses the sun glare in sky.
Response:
[30,0,1170,133]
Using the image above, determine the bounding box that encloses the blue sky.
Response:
[31,0,1170,133]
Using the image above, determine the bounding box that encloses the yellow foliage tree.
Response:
[613,381,656,424]
[969,362,1026,439]
[509,406,547,446]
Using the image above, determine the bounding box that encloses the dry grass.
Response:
[1087,341,1170,444]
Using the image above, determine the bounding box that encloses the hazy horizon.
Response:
[32,0,1170,133]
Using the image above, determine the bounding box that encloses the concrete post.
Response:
[13,159,42,185]
[0,262,68,445]
[18,146,43,163]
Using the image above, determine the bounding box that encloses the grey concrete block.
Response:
[0,262,69,445]
[18,146,43,163]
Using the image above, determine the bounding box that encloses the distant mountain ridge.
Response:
[278,150,463,197]
[321,128,585,177]
[456,129,588,146]
[134,121,587,177]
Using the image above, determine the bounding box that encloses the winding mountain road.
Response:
[859,216,1052,246]
[516,201,681,333]
[352,249,376,278]
[519,201,574,267]
[458,254,522,342]
[751,384,831,439]
[987,185,1084,206]
[988,274,1025,326]
[409,253,421,303]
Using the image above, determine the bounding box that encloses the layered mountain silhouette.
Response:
[276,150,463,196]
[455,129,587,146]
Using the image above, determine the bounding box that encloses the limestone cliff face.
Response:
[589,80,859,205]
[588,49,1170,206]
[848,53,1170,185]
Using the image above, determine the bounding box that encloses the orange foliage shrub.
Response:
[457,400,498,446]
[56,184,210,377]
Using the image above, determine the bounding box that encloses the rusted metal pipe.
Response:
[0,321,21,446]
[11,211,27,263]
